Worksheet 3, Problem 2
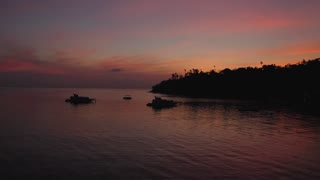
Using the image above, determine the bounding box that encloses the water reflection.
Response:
[0,88,320,179]
[150,98,320,179]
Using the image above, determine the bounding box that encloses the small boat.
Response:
[123,95,132,100]
[147,96,177,109]
[65,94,96,104]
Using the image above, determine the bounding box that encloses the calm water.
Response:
[0,88,320,179]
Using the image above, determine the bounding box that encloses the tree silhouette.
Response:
[151,58,320,107]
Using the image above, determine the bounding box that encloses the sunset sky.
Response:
[1,0,320,88]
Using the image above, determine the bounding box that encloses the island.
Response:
[151,58,320,109]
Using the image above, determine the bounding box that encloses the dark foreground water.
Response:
[0,88,320,179]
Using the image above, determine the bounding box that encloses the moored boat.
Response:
[65,94,96,104]
[123,95,132,100]
[147,96,177,109]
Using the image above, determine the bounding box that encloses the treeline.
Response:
[151,58,320,104]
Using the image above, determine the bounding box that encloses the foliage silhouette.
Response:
[151,58,320,106]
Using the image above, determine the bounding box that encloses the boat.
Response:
[147,96,177,109]
[65,94,96,104]
[123,95,132,100]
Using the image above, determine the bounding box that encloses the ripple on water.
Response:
[0,88,320,179]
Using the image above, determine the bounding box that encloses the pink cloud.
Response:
[0,43,173,88]
[99,0,313,40]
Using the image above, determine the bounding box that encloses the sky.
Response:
[1,0,320,88]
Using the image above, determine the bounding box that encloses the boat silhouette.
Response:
[65,94,96,104]
[147,96,177,109]
[123,95,132,100]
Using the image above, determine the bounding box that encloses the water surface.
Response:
[0,88,320,179]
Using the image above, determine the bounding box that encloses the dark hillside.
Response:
[151,58,320,106]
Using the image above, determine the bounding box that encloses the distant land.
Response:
[151,58,320,108]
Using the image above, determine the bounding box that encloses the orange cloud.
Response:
[256,41,320,57]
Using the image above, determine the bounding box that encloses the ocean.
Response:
[0,87,320,179]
